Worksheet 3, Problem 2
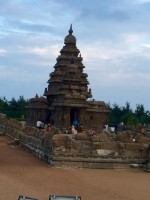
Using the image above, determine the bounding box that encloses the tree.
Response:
[108,102,149,126]
[122,101,132,114]
[0,96,29,119]
[0,97,8,112]
[135,104,145,118]
[108,103,122,125]
[18,96,29,113]
[126,113,139,125]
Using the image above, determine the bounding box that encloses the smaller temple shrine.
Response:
[26,25,110,131]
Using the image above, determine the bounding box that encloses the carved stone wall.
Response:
[1,114,149,168]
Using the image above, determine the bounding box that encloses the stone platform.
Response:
[0,115,149,169]
[53,157,141,169]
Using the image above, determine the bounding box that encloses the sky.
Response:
[0,0,150,111]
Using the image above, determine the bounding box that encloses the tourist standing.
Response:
[114,123,118,134]
[36,120,42,129]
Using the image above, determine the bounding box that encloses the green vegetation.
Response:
[0,97,150,125]
[0,96,29,120]
[108,102,150,126]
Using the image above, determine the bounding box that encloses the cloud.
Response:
[0,49,7,56]
[18,46,49,56]
[133,0,150,4]
[0,0,150,110]
[18,44,61,57]
[142,43,150,48]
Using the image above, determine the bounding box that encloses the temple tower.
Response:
[26,25,109,130]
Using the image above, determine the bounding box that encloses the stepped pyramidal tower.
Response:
[26,25,110,130]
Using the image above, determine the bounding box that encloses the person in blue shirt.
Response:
[73,120,79,127]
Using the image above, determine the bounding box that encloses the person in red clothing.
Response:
[79,124,83,133]
[69,128,72,134]
[88,128,95,136]
[47,123,52,131]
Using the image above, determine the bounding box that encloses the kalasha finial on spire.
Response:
[69,24,73,35]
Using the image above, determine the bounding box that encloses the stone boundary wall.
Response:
[0,114,150,168]
[52,133,149,159]
[0,114,51,163]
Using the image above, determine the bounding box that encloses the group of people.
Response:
[103,122,126,133]
[36,119,97,137]
[63,120,96,136]
[36,119,55,132]
[64,120,83,135]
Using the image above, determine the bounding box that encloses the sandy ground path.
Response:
[0,135,150,200]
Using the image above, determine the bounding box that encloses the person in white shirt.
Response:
[36,120,42,129]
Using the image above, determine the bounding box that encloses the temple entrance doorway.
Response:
[70,108,80,125]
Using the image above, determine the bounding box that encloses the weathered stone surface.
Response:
[101,142,119,150]
[125,143,142,151]
[145,131,150,137]
[96,149,116,157]
[118,142,125,149]
[80,145,92,157]
[102,130,112,137]
[98,133,110,142]
[136,134,149,143]
[55,146,67,152]
[91,142,101,149]
[75,132,89,140]
[83,140,91,146]
[23,126,38,135]
[53,134,72,141]
[71,140,83,150]
[124,150,141,158]
[50,126,62,135]
[52,140,65,148]
[1,115,150,168]
[0,125,5,135]
[116,131,131,142]
[90,135,99,142]
[0,113,7,119]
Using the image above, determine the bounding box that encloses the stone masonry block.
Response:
[75,132,89,140]
[98,133,110,142]
[91,142,101,149]
[53,134,72,141]
[125,143,143,151]
[101,142,118,150]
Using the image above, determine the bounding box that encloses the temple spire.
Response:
[69,24,73,35]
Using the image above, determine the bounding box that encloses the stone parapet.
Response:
[0,114,149,168]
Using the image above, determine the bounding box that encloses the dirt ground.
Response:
[0,135,150,200]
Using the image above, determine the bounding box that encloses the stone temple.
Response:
[26,25,110,131]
